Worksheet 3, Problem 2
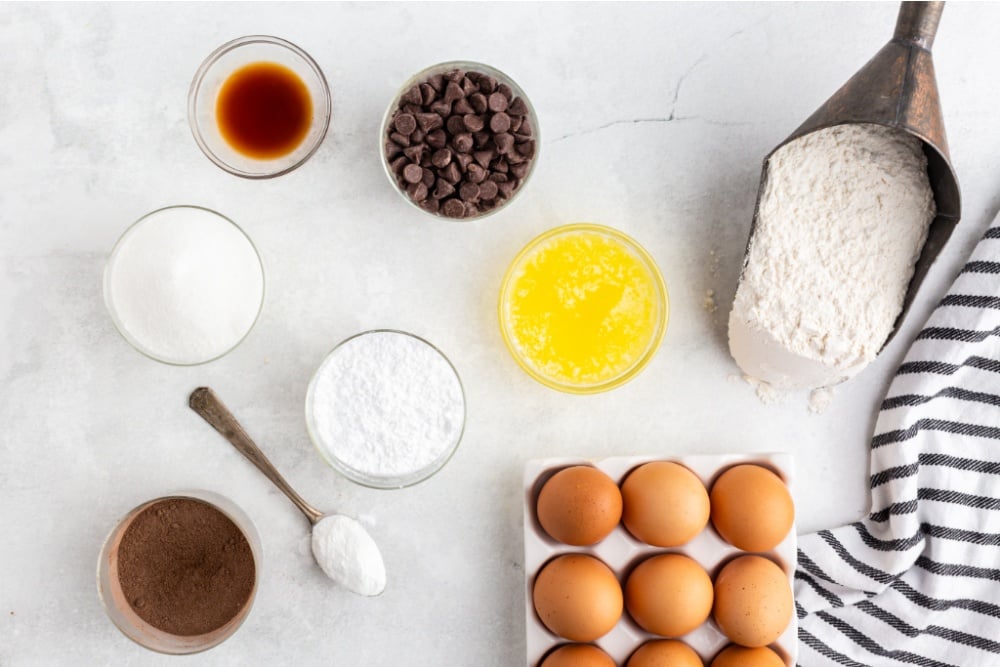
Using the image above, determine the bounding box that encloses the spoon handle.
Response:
[189,387,324,525]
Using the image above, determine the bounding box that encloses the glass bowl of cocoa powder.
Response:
[380,60,540,221]
[97,491,261,654]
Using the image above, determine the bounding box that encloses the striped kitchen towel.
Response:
[796,223,1000,666]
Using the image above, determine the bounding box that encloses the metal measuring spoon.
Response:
[739,1,961,340]
[189,387,386,597]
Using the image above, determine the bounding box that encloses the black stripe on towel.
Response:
[872,419,1000,448]
[799,550,840,584]
[962,261,1000,274]
[983,227,1000,239]
[870,454,1000,488]
[816,611,956,667]
[869,499,919,522]
[796,569,845,608]
[915,556,1000,581]
[941,294,1000,309]
[870,488,1000,521]
[890,577,1000,619]
[821,529,900,583]
[917,326,1000,343]
[896,356,1000,377]
[882,386,1000,410]
[799,627,872,667]
[857,600,1000,654]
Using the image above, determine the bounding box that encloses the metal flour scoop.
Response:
[743,1,961,337]
[729,2,961,389]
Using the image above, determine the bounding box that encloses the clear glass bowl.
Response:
[379,60,540,222]
[498,223,669,394]
[97,491,262,655]
[188,35,331,178]
[103,205,265,366]
[304,329,466,489]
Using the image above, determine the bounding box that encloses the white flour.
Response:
[308,331,465,481]
[311,514,386,596]
[729,123,935,390]
[105,206,264,365]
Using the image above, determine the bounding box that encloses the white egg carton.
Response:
[523,453,797,667]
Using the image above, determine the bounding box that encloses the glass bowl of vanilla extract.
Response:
[188,35,331,178]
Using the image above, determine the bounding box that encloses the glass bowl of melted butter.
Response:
[188,35,331,178]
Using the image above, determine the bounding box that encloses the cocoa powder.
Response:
[116,497,255,636]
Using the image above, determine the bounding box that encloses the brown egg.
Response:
[541,644,616,667]
[625,553,713,637]
[713,556,792,647]
[709,464,794,552]
[533,554,623,641]
[621,461,710,546]
[628,639,704,667]
[711,645,785,667]
[537,466,622,546]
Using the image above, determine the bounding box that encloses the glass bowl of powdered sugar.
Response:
[304,330,466,489]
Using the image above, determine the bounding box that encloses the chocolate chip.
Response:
[506,151,526,165]
[510,116,523,133]
[487,92,508,113]
[508,96,529,116]
[426,129,447,149]
[403,86,423,106]
[453,97,473,115]
[465,71,482,83]
[445,69,463,83]
[431,148,453,168]
[498,83,513,101]
[416,113,443,132]
[394,113,417,135]
[443,199,466,218]
[452,132,474,153]
[510,162,530,180]
[463,114,485,132]
[517,119,533,137]
[455,152,474,171]
[494,132,514,154]
[421,198,440,213]
[472,131,491,148]
[478,76,497,94]
[407,181,428,202]
[469,93,488,114]
[461,77,478,96]
[517,140,536,159]
[420,83,437,106]
[443,81,464,104]
[479,180,499,200]
[390,132,411,148]
[441,162,461,184]
[490,113,511,134]
[446,115,467,135]
[467,163,487,184]
[402,103,423,115]
[459,182,481,203]
[385,141,402,160]
[403,145,425,163]
[433,180,456,199]
[421,167,436,188]
[430,100,452,117]
[402,163,424,184]
[390,155,408,174]
[489,173,509,183]
[493,157,508,173]
[474,150,494,169]
[428,74,444,92]
[498,180,516,198]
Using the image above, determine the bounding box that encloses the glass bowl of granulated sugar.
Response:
[304,330,466,489]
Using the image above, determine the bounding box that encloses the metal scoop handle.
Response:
[894,1,944,50]
[189,387,324,524]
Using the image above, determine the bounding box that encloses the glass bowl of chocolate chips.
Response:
[380,61,539,221]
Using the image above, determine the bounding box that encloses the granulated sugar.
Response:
[105,206,264,365]
[307,331,465,484]
[729,124,935,391]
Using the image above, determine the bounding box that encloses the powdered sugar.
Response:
[730,124,935,390]
[307,331,465,485]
